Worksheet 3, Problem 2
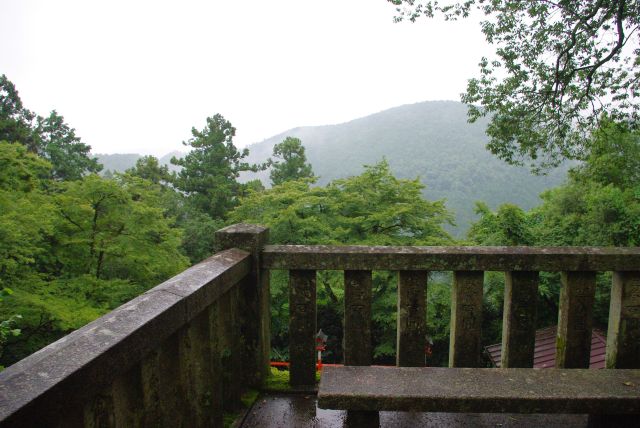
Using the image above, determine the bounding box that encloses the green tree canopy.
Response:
[230,160,454,361]
[467,202,533,246]
[0,143,54,288]
[0,75,37,151]
[0,75,101,179]
[527,121,640,247]
[389,0,640,170]
[230,159,453,245]
[53,174,189,284]
[171,114,256,219]
[35,111,102,180]
[269,137,315,186]
[570,120,640,189]
[126,155,172,185]
[0,142,51,192]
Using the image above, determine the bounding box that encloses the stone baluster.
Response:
[449,271,484,368]
[289,270,317,386]
[397,271,428,367]
[501,271,538,368]
[556,271,596,368]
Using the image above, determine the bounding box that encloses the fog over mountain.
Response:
[242,101,570,235]
[95,101,569,235]
[95,151,185,175]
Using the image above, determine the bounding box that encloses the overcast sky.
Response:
[1,0,491,155]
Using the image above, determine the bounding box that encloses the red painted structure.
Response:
[485,325,607,369]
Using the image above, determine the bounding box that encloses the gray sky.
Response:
[0,0,491,155]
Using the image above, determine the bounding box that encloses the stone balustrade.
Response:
[262,244,640,384]
[1,224,639,427]
[0,224,270,428]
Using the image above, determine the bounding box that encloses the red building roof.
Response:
[485,326,607,369]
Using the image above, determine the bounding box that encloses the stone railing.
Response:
[262,244,640,384]
[0,224,270,428]
[1,224,639,427]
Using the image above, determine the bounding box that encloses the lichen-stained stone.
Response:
[396,271,428,368]
[141,334,184,428]
[152,248,251,320]
[449,271,484,368]
[344,270,373,366]
[262,245,640,271]
[607,271,640,369]
[502,271,539,368]
[556,271,596,369]
[289,270,317,386]
[220,287,243,412]
[216,223,271,388]
[0,249,250,427]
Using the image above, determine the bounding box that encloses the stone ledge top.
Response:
[263,245,640,271]
[318,366,640,414]
[216,223,268,235]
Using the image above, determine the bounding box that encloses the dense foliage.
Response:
[230,160,454,362]
[242,101,569,234]
[0,75,101,179]
[171,114,256,219]
[0,77,245,367]
[389,1,640,170]
[268,137,315,186]
[1,71,637,372]
[468,121,640,348]
[0,141,190,364]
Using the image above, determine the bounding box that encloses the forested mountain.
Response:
[242,101,570,234]
[94,102,569,234]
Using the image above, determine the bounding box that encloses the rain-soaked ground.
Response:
[240,393,589,427]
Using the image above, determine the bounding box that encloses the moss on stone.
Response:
[223,389,259,428]
[263,367,321,392]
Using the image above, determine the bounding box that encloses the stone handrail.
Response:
[263,244,640,386]
[262,245,640,270]
[0,223,271,428]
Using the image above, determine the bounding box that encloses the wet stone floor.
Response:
[240,393,589,428]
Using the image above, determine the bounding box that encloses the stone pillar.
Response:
[590,273,640,428]
[215,224,270,387]
[344,270,378,427]
[344,270,373,366]
[606,271,640,369]
[397,271,428,367]
[556,271,596,368]
[449,271,484,368]
[289,269,317,386]
[501,271,538,368]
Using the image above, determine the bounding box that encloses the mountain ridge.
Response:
[94,100,569,236]
[242,100,570,235]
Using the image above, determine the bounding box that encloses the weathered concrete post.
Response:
[556,271,596,368]
[397,271,428,367]
[215,224,271,387]
[344,270,378,427]
[289,270,317,386]
[606,271,640,369]
[449,271,484,368]
[501,271,538,368]
[590,271,640,428]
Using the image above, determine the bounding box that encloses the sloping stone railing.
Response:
[0,224,270,428]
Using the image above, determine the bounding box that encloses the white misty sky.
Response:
[0,0,492,155]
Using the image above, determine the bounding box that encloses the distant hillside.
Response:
[94,151,184,175]
[242,101,570,236]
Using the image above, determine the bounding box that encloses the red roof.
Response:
[485,326,607,369]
